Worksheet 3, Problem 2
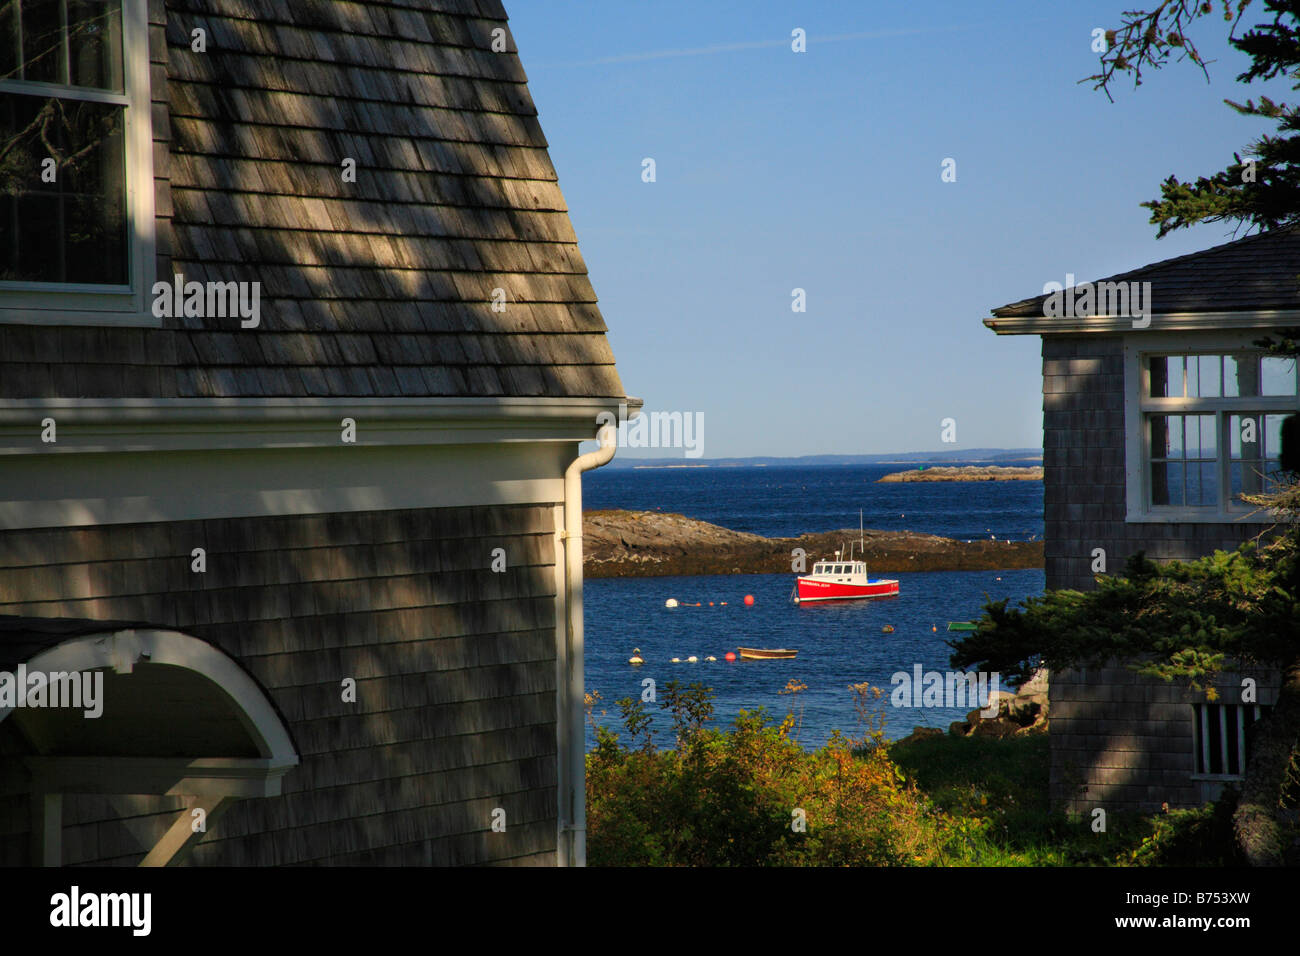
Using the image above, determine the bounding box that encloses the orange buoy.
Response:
[744,595,755,606]
[724,652,736,661]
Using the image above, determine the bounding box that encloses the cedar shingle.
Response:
[8,0,623,402]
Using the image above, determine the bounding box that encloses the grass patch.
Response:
[887,729,1238,865]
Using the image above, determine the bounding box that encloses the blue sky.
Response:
[508,1,1293,458]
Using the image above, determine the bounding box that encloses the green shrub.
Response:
[585,682,957,866]
[1126,796,1243,867]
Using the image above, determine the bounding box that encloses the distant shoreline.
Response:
[601,449,1043,470]
[878,465,1044,483]
[583,510,1042,578]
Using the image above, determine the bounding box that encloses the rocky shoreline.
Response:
[878,465,1044,482]
[583,509,1043,578]
[896,669,1050,745]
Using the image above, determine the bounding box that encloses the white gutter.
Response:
[984,308,1300,336]
[0,396,636,423]
[0,396,635,455]
[558,421,617,867]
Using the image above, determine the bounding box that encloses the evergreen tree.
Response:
[1087,0,1300,235]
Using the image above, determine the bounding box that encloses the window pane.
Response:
[1195,355,1221,397]
[0,92,127,284]
[1224,353,1259,397]
[1264,414,1289,460]
[1189,461,1217,506]
[1189,414,1215,459]
[1232,462,1266,500]
[1261,356,1297,396]
[1152,461,1184,506]
[18,0,65,84]
[68,0,124,91]
[1149,356,1178,397]
[1151,415,1182,458]
[1185,355,1200,398]
[0,2,18,79]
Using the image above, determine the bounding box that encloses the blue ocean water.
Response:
[584,462,1044,541]
[582,463,1045,748]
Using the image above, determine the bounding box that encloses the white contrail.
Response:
[534,24,979,68]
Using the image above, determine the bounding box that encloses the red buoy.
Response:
[744,594,755,606]
[725,652,737,661]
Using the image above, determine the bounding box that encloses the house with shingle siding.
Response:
[0,0,632,865]
[986,226,1300,815]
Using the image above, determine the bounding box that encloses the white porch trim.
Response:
[7,629,299,866]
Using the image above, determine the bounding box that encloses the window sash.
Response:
[1143,410,1291,511]
[0,0,154,323]
[1139,351,1296,513]
[0,76,127,106]
[1,89,129,286]
[1,0,125,92]
[1148,352,1298,399]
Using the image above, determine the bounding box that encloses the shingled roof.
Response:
[989,224,1300,320]
[0,0,625,401]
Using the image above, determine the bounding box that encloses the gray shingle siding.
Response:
[0,503,561,865]
[1041,335,1260,592]
[0,0,625,400]
[1050,663,1278,814]
[1041,334,1282,814]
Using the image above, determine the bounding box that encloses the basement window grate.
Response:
[1191,702,1272,778]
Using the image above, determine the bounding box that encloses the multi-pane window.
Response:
[1143,352,1298,512]
[1,0,130,287]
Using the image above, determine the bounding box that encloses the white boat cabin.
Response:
[808,560,868,583]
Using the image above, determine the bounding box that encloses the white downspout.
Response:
[560,422,617,867]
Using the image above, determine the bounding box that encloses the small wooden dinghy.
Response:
[737,646,797,660]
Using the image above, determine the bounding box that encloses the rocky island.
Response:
[877,465,1043,482]
[583,510,1042,578]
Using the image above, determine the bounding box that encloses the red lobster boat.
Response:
[793,514,899,603]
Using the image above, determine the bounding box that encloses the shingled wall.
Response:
[1041,335,1263,590]
[0,503,562,865]
[0,0,624,401]
[1049,664,1280,813]
[1041,334,1280,813]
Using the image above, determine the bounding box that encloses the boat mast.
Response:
[859,509,864,562]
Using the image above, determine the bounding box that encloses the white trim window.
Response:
[0,0,156,325]
[1126,337,1298,521]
